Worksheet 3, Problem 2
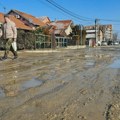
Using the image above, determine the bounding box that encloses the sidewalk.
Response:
[0,45,86,54]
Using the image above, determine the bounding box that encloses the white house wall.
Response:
[65,25,72,36]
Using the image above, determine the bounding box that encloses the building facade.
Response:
[85,24,112,46]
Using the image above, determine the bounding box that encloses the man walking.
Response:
[1,14,18,60]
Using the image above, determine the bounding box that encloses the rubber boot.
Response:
[0,52,8,61]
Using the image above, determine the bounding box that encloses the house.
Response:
[8,9,46,30]
[48,20,73,36]
[85,24,112,46]
[0,13,4,23]
[0,12,32,30]
[99,24,112,41]
[85,25,103,46]
[38,16,51,24]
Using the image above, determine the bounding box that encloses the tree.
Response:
[113,33,118,41]
[71,25,86,45]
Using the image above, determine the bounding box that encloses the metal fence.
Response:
[35,34,71,49]
[35,34,51,49]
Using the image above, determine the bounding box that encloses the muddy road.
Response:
[0,46,120,120]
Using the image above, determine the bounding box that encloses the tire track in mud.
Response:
[0,48,119,120]
[0,58,90,119]
[0,58,75,119]
[105,69,120,120]
[0,82,69,120]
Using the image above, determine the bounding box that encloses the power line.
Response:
[45,0,120,23]
[36,0,120,24]
[36,0,94,24]
[50,0,94,20]
[45,0,94,22]
[100,19,120,23]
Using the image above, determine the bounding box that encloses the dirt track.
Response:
[0,46,120,120]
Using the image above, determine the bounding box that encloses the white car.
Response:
[113,41,119,45]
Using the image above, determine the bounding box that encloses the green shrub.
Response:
[17,30,36,50]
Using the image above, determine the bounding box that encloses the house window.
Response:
[15,15,20,19]
[28,18,33,23]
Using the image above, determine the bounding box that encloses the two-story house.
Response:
[85,24,112,46]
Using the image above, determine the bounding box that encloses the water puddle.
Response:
[0,78,43,98]
[0,88,5,98]
[84,60,96,68]
[109,59,120,69]
[20,78,43,91]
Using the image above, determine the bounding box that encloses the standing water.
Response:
[20,78,43,91]
[109,59,120,69]
[0,87,5,98]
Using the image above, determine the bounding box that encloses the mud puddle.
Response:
[109,58,120,69]
[84,60,96,68]
[0,78,43,98]
[20,78,43,91]
[0,88,5,98]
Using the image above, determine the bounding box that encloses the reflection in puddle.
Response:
[20,78,43,91]
[0,88,5,98]
[109,59,120,69]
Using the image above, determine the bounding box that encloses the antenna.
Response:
[0,2,7,13]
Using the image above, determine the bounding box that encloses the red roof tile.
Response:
[0,13,5,23]
[38,16,51,24]
[9,15,33,30]
[0,13,33,30]
[13,10,46,27]
[49,20,72,35]
[50,20,72,29]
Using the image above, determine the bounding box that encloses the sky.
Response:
[0,0,120,37]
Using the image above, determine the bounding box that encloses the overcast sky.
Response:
[0,0,120,37]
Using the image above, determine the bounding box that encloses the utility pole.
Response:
[79,24,83,45]
[95,19,99,45]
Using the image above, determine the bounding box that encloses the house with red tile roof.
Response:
[8,9,46,30]
[48,20,73,36]
[0,12,33,30]
[38,16,51,24]
[0,13,4,25]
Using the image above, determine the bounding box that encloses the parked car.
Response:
[101,41,108,46]
[108,40,113,45]
[113,41,119,45]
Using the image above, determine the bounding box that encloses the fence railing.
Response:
[35,34,71,49]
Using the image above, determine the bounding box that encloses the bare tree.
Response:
[113,32,118,41]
